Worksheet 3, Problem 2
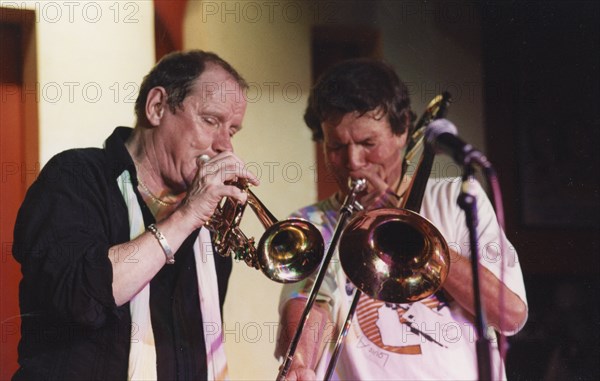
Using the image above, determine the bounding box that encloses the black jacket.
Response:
[12,127,232,380]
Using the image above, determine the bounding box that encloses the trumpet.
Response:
[204,174,324,284]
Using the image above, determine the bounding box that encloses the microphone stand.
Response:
[457,162,492,381]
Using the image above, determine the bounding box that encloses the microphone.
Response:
[424,119,490,167]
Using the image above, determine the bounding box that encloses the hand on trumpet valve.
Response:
[180,151,259,229]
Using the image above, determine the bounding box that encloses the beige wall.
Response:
[1,0,156,164]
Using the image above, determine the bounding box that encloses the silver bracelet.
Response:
[147,224,175,265]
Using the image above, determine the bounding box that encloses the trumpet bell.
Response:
[258,218,325,283]
[339,208,450,304]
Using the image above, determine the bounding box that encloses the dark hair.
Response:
[304,58,415,141]
[134,50,247,124]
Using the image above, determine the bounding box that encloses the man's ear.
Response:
[145,87,167,126]
[397,129,409,149]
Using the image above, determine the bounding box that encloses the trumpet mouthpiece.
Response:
[349,178,367,193]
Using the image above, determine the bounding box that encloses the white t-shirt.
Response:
[279,178,528,380]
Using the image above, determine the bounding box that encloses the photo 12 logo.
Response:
[1,81,140,104]
[199,1,340,24]
[0,1,140,24]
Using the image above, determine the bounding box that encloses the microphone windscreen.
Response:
[424,119,458,144]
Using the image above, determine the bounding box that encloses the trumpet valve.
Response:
[234,237,258,269]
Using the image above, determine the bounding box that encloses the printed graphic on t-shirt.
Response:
[355,292,451,355]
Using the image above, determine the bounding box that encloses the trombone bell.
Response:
[339,208,450,303]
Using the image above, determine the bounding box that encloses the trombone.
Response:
[276,177,367,380]
[276,93,453,380]
[204,174,324,284]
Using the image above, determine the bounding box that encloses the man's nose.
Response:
[212,127,233,153]
[346,145,365,170]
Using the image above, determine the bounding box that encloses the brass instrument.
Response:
[339,208,449,303]
[276,178,367,381]
[205,175,324,284]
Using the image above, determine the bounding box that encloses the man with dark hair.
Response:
[276,58,528,380]
[13,50,257,380]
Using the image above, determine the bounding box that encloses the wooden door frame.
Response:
[0,6,37,379]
